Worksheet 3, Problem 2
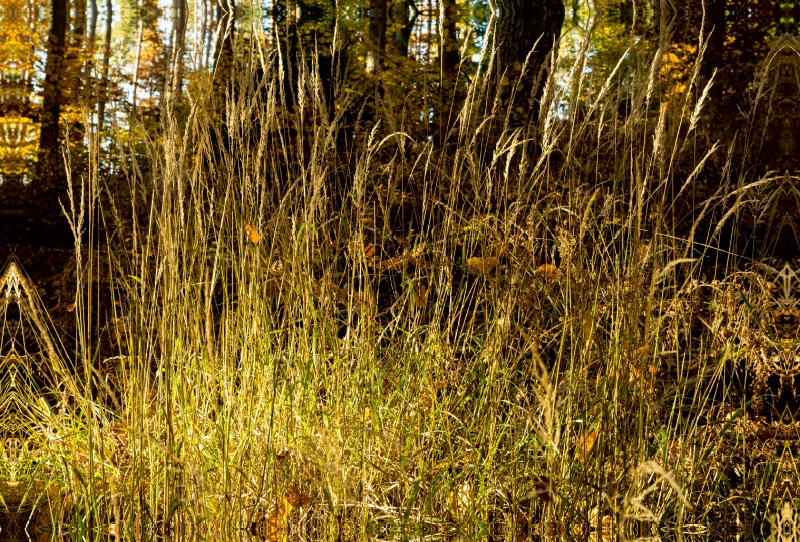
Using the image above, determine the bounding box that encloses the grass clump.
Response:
[11,17,776,542]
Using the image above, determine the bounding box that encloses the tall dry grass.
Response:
[14,14,771,542]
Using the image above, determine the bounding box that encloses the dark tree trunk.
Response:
[440,0,458,74]
[701,0,725,96]
[391,0,416,58]
[493,0,564,126]
[211,0,236,159]
[200,0,209,69]
[88,0,99,115]
[270,0,300,109]
[131,22,143,113]
[171,0,188,92]
[213,0,235,99]
[367,0,387,73]
[68,0,88,144]
[89,0,98,43]
[494,0,564,67]
[36,0,68,195]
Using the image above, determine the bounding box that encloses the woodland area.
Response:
[3,0,800,540]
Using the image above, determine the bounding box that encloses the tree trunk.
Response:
[89,0,98,44]
[493,0,564,125]
[701,0,725,90]
[199,0,209,69]
[171,0,187,92]
[213,0,235,99]
[132,21,144,114]
[72,0,87,41]
[367,0,387,74]
[97,0,112,131]
[391,0,416,58]
[68,0,88,144]
[494,0,563,67]
[36,0,68,194]
[440,0,458,74]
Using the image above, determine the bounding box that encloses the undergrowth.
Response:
[8,15,775,542]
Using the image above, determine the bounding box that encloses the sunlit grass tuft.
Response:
[26,18,765,542]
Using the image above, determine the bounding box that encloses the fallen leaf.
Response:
[599,515,613,542]
[263,498,293,542]
[245,223,260,244]
[629,359,656,387]
[412,281,428,309]
[348,242,378,263]
[254,486,311,542]
[261,499,290,542]
[381,254,411,271]
[536,263,559,282]
[66,301,76,312]
[411,242,427,259]
[576,429,598,463]
[466,257,499,275]
[287,486,311,508]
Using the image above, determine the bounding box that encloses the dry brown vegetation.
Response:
[5,17,792,542]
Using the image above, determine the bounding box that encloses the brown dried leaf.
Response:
[287,486,311,508]
[466,257,499,275]
[263,498,290,542]
[576,429,598,463]
[245,223,261,244]
[638,243,651,261]
[349,242,378,264]
[381,255,410,271]
[536,263,559,282]
[412,281,428,309]
[259,487,309,542]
